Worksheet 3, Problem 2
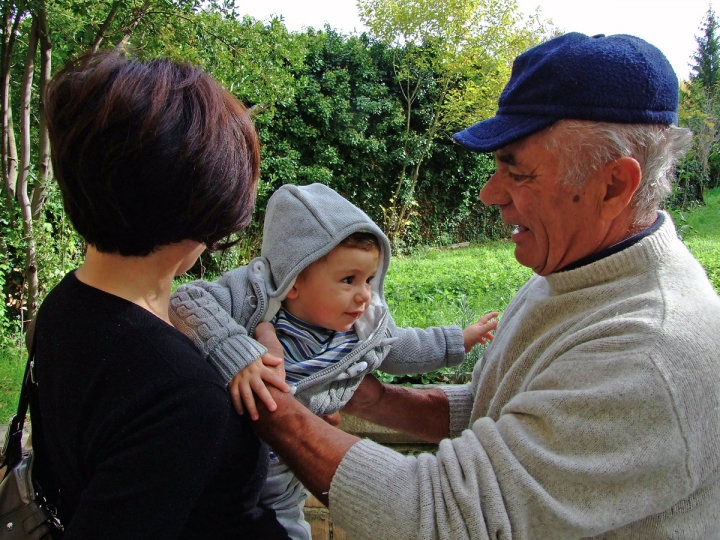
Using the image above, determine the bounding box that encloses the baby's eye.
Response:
[342,276,354,284]
[366,276,375,284]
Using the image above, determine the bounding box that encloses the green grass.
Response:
[670,187,720,293]
[385,242,533,327]
[0,346,26,422]
[380,241,534,383]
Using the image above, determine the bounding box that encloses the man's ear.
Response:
[600,156,642,221]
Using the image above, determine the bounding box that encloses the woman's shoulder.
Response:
[37,276,230,396]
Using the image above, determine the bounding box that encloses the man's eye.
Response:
[508,170,536,182]
[342,276,354,284]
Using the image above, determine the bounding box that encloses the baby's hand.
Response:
[229,352,290,420]
[463,312,499,353]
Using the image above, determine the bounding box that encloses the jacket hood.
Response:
[261,183,392,307]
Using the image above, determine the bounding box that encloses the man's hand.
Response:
[463,311,499,353]
[229,353,289,420]
[255,322,284,358]
[342,374,385,417]
[323,412,342,426]
[339,373,450,443]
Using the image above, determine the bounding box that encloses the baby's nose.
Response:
[356,285,372,303]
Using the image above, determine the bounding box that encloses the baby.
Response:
[169,183,497,540]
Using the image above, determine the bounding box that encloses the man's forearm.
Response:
[254,389,360,506]
[342,376,450,443]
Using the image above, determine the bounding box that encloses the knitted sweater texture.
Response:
[329,215,720,539]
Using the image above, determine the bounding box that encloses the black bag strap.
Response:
[1,334,34,472]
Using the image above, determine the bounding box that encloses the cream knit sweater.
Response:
[329,215,720,539]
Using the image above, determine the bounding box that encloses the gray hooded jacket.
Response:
[170,183,465,416]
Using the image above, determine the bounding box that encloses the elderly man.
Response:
[253,32,720,538]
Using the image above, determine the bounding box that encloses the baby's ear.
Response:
[285,285,299,300]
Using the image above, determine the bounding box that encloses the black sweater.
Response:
[31,272,288,539]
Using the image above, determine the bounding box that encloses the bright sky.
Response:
[237,0,713,82]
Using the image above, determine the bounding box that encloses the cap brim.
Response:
[453,114,559,153]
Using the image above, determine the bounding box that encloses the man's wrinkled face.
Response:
[480,130,608,275]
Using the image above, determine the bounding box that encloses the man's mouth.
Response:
[513,224,530,235]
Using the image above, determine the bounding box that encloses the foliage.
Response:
[669,187,720,292]
[252,26,510,256]
[0,1,536,339]
[677,7,720,205]
[357,0,551,246]
[691,6,720,89]
[667,151,709,210]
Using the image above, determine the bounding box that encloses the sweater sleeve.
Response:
[379,315,465,374]
[169,280,267,382]
[438,383,475,436]
[328,349,690,540]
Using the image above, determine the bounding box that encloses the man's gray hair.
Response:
[546,120,693,220]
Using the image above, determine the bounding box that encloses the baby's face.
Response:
[283,245,380,332]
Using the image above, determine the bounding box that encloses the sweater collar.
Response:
[544,211,679,295]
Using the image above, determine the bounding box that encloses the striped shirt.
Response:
[273,308,359,385]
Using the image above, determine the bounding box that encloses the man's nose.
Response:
[479,171,510,206]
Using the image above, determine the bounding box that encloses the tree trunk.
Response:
[31,5,51,221]
[17,17,38,324]
[391,77,449,243]
[1,4,22,215]
[385,61,422,245]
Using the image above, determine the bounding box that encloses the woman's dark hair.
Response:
[46,52,260,256]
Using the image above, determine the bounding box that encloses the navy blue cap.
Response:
[453,32,679,153]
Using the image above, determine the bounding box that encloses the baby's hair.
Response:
[339,232,380,252]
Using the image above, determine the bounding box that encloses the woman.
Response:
[30,52,289,539]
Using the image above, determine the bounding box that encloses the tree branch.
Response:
[89,0,122,54]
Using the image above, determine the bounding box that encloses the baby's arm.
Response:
[380,317,465,374]
[170,280,266,379]
[380,312,498,374]
[462,312,499,353]
[170,276,289,411]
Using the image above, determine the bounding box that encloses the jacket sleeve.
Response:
[169,277,267,383]
[378,314,465,375]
